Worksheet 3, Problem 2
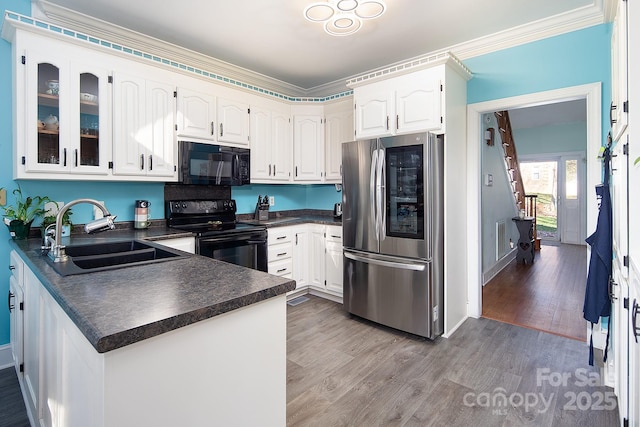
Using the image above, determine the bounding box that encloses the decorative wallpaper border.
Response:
[4,11,353,103]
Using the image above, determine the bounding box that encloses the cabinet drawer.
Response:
[326,226,342,243]
[268,228,294,245]
[268,243,293,262]
[268,258,293,277]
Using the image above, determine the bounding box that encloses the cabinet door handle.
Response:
[149,155,153,171]
[609,277,617,300]
[276,236,286,240]
[63,148,67,167]
[9,265,15,271]
[277,252,287,257]
[220,123,224,137]
[295,166,298,177]
[610,101,617,127]
[269,164,272,176]
[386,116,389,130]
[140,154,145,170]
[276,268,288,273]
[211,121,215,136]
[273,164,276,175]
[74,149,78,167]
[633,299,640,343]
[7,291,14,313]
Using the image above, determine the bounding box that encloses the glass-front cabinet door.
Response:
[25,50,110,175]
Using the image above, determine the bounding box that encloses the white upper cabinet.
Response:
[395,70,442,133]
[611,0,628,143]
[293,113,324,182]
[272,108,292,181]
[217,97,249,147]
[352,67,444,139]
[354,85,394,138]
[112,71,176,180]
[16,40,112,178]
[176,87,216,142]
[250,101,291,183]
[324,98,353,183]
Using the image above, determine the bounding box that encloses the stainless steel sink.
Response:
[42,239,190,276]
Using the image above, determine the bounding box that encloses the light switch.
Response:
[484,174,493,187]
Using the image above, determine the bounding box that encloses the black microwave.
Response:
[178,141,250,186]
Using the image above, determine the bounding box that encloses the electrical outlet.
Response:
[0,188,6,206]
[45,201,62,216]
[269,196,275,206]
[93,201,105,220]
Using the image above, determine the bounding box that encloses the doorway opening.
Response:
[521,160,559,240]
[467,84,601,342]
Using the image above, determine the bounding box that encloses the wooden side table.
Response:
[512,217,535,264]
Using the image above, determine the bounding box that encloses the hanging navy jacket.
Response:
[583,183,612,323]
[583,146,612,365]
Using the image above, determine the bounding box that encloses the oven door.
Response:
[197,231,267,272]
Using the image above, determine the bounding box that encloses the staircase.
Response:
[495,111,525,209]
[494,111,540,250]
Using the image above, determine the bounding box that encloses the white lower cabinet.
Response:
[268,223,343,299]
[8,251,24,380]
[268,227,294,279]
[13,252,287,426]
[308,224,343,298]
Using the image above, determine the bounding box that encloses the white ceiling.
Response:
[33,0,604,91]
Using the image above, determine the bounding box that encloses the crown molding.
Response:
[447,0,608,61]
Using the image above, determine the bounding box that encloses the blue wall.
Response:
[465,23,612,144]
[232,184,342,214]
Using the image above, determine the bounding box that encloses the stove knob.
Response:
[182,203,188,209]
[229,200,235,210]
[223,201,229,209]
[174,203,181,210]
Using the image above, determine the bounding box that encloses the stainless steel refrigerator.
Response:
[342,132,444,339]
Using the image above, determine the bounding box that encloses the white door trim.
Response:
[466,83,601,318]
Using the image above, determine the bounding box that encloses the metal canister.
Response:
[134,200,151,229]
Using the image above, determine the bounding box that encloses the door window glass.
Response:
[385,144,424,239]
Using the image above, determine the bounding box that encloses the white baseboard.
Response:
[0,344,14,370]
[443,315,468,338]
[483,248,517,285]
[308,288,343,304]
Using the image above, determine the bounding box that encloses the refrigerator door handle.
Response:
[344,251,426,271]
[370,148,379,240]
[377,147,386,240]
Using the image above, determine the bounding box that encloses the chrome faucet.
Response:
[43,198,117,263]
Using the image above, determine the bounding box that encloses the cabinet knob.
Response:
[9,265,15,271]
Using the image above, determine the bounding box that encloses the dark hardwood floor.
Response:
[0,367,29,427]
[482,243,587,342]
[287,296,617,426]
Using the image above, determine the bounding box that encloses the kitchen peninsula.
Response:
[9,234,295,427]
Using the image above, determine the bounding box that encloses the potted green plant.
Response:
[41,203,73,238]
[1,185,50,239]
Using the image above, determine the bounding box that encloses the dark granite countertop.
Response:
[236,209,342,228]
[9,227,295,354]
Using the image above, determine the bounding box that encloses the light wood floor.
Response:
[287,296,618,426]
[482,243,588,342]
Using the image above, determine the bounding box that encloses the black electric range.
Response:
[166,199,268,271]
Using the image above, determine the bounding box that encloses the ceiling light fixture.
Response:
[304,0,386,36]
